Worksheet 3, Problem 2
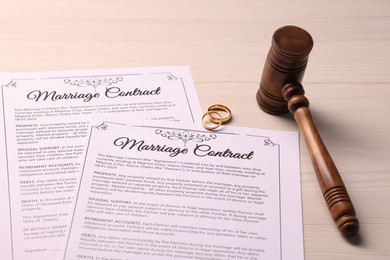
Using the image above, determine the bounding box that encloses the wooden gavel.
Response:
[257,25,359,238]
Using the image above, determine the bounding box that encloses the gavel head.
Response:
[257,25,314,114]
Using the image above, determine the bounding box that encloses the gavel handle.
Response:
[283,83,359,238]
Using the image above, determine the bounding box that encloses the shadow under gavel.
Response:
[257,25,359,238]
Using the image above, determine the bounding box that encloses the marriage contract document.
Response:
[0,66,202,260]
[63,121,304,260]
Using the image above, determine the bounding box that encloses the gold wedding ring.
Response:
[202,104,232,130]
[202,111,222,130]
[207,104,232,124]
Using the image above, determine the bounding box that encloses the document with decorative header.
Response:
[0,66,202,260]
[63,120,304,260]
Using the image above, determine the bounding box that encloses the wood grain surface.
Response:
[1,1,389,259]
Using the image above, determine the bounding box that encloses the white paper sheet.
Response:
[0,66,202,260]
[0,77,12,260]
[63,120,304,260]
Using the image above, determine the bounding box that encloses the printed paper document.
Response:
[63,120,304,260]
[0,66,202,260]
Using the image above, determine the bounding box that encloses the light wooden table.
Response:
[1,0,389,259]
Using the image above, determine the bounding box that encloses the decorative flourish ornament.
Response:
[264,138,277,147]
[3,80,17,88]
[64,77,123,90]
[155,129,216,146]
[167,73,179,81]
[94,122,108,131]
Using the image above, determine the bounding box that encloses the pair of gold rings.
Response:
[202,104,232,130]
